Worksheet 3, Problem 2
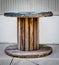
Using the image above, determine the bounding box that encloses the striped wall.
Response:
[0,0,59,15]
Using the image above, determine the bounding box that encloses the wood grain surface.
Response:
[29,18,34,51]
[5,44,52,58]
[20,18,25,51]
[33,18,37,50]
[17,18,40,51]
[4,12,53,58]
[17,18,21,50]
[4,12,53,17]
[25,18,29,51]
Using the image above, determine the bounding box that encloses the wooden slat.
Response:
[17,17,39,51]
[29,18,33,51]
[17,18,21,50]
[33,18,37,50]
[25,18,29,51]
[20,18,25,51]
[36,18,39,49]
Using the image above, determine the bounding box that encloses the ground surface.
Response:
[0,43,59,65]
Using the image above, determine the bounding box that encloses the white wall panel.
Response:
[0,15,17,43]
[0,15,59,44]
[40,16,59,44]
[58,0,59,13]
[0,0,59,44]
[0,0,59,15]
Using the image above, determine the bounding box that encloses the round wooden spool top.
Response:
[4,11,53,17]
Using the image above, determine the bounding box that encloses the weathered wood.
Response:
[4,12,53,58]
[20,18,25,51]
[17,18,39,51]
[17,18,21,50]
[33,18,39,50]
[25,18,29,51]
[33,18,37,50]
[29,18,34,51]
[5,44,52,58]
[36,18,39,50]
[4,12,53,17]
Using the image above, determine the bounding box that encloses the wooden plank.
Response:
[20,18,25,51]
[17,18,21,50]
[33,18,37,50]
[36,18,39,49]
[5,44,52,58]
[25,18,29,51]
[29,18,33,51]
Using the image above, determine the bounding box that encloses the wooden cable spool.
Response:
[4,12,53,58]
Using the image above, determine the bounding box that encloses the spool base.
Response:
[5,44,52,58]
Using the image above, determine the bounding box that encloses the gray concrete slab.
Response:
[0,59,12,65]
[11,58,35,65]
[10,58,59,65]
[31,59,59,65]
[0,44,13,59]
[0,44,13,65]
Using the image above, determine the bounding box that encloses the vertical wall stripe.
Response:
[58,0,59,12]
[0,0,1,13]
[0,0,59,15]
